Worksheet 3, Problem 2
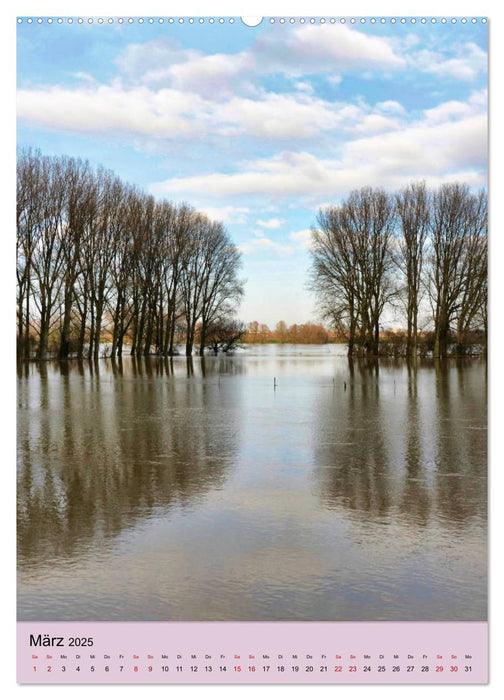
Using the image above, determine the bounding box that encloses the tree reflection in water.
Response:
[312,358,487,529]
[17,357,242,566]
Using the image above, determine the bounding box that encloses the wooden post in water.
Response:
[274,377,277,390]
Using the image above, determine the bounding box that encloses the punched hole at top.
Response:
[241,17,263,26]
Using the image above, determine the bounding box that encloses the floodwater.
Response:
[17,345,487,621]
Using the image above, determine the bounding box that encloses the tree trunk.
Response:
[435,313,449,359]
[38,302,49,360]
[17,286,25,359]
[24,282,31,360]
[185,317,195,356]
[77,295,88,359]
[93,300,104,360]
[88,304,95,359]
[59,288,74,359]
[111,293,122,358]
[198,320,207,356]
[135,296,147,357]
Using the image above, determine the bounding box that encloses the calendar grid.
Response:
[18,621,488,684]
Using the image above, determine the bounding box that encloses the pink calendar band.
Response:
[17,621,488,684]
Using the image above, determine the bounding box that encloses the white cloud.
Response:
[284,24,405,72]
[152,98,486,202]
[72,72,97,84]
[257,218,285,229]
[116,39,251,96]
[17,25,487,212]
[289,229,313,249]
[424,100,471,124]
[344,114,487,176]
[411,42,487,82]
[423,89,486,123]
[354,114,400,134]
[198,205,250,224]
[16,84,209,138]
[157,151,334,198]
[214,92,341,139]
[16,81,374,142]
[239,237,294,256]
[167,51,252,97]
[19,78,415,145]
[376,100,405,114]
[294,81,314,94]
[113,24,405,99]
[17,24,487,149]
[115,38,182,79]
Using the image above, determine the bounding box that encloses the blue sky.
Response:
[17,17,487,326]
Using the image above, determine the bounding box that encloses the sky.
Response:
[16,16,488,326]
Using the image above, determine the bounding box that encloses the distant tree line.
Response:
[17,149,244,360]
[309,182,487,358]
[245,321,330,344]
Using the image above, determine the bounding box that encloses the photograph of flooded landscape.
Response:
[17,17,487,623]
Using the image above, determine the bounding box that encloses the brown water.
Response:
[17,345,487,621]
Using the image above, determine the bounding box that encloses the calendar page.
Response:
[16,8,488,686]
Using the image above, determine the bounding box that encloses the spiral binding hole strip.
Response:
[17,17,488,25]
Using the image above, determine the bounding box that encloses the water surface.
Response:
[17,345,487,621]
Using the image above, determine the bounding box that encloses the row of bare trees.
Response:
[17,149,244,360]
[309,182,487,358]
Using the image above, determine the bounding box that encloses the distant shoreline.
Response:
[16,341,487,364]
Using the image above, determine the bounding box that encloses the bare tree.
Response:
[108,185,140,357]
[204,318,247,354]
[310,206,360,355]
[310,187,395,356]
[427,184,487,358]
[349,187,396,354]
[197,221,244,356]
[88,171,126,359]
[311,182,487,358]
[58,157,93,359]
[395,181,429,358]
[453,190,487,353]
[179,215,243,357]
[17,151,245,360]
[179,212,208,356]
[17,149,43,358]
[162,203,194,356]
[30,155,67,359]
